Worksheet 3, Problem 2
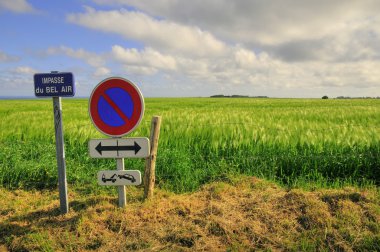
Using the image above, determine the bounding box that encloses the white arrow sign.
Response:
[97,170,142,186]
[89,138,150,158]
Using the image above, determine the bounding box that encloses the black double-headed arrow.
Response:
[95,141,141,155]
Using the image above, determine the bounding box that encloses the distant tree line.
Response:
[335,96,380,99]
[210,94,268,98]
[210,95,379,99]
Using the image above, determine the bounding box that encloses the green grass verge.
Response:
[0,98,379,192]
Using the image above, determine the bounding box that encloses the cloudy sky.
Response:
[1,0,379,98]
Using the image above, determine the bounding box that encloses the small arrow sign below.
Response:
[89,138,150,158]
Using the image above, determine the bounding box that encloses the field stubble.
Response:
[0,178,379,251]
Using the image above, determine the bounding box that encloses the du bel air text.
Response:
[36,77,72,94]
[34,72,75,97]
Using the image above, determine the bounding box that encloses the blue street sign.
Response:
[34,72,75,97]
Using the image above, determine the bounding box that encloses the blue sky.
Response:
[1,0,380,98]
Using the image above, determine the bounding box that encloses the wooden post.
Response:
[144,116,162,199]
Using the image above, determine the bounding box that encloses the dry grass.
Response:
[0,177,379,251]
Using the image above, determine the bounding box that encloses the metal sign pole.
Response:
[53,96,69,214]
[116,157,127,207]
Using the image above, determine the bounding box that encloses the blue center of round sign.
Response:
[97,87,134,127]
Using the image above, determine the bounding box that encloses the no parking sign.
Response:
[88,77,149,209]
[89,77,144,137]
[88,77,159,207]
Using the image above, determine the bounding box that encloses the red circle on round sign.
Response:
[89,77,144,137]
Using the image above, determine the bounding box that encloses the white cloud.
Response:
[0,0,35,13]
[59,1,380,97]
[94,0,380,42]
[0,51,19,62]
[123,65,158,76]
[92,0,380,63]
[12,66,37,74]
[234,48,257,69]
[67,7,227,57]
[111,45,177,71]
[43,43,380,96]
[0,67,36,95]
[46,46,106,67]
[94,66,111,76]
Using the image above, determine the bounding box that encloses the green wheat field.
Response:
[0,98,379,192]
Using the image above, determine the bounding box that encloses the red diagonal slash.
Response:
[101,93,132,125]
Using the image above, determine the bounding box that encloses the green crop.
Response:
[0,98,379,192]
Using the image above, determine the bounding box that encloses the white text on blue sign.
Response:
[34,72,75,97]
